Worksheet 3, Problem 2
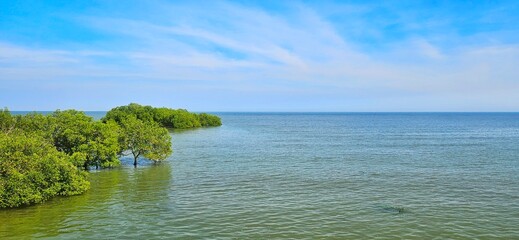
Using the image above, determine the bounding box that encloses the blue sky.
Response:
[1,0,518,111]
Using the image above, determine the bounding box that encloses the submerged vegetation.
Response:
[379,205,407,214]
[0,104,221,208]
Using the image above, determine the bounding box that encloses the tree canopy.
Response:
[1,103,218,208]
[0,108,16,134]
[0,132,89,208]
[119,116,172,166]
[103,103,222,129]
[13,110,122,170]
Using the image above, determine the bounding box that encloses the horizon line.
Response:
[8,110,519,114]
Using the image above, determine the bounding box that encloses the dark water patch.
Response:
[377,205,408,214]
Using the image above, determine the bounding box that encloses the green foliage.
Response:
[103,103,222,129]
[170,109,201,128]
[0,104,181,208]
[52,110,96,156]
[152,107,174,127]
[0,133,89,208]
[43,110,122,169]
[197,113,222,127]
[2,110,122,170]
[102,103,155,124]
[118,116,172,166]
[0,108,16,134]
[77,121,121,169]
[15,112,56,140]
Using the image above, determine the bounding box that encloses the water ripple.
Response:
[1,113,519,239]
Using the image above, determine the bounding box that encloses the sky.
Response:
[1,0,518,111]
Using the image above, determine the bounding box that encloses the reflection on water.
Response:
[0,164,172,239]
[1,113,519,239]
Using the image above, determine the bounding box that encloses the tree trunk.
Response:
[133,152,140,167]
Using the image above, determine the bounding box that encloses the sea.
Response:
[1,112,518,239]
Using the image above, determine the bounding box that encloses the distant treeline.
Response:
[0,104,221,208]
[103,103,222,128]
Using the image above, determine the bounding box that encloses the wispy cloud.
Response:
[1,0,518,111]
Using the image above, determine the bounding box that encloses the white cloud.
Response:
[1,1,518,110]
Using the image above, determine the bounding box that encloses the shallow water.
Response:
[1,113,519,239]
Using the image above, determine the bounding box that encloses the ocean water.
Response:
[1,113,519,239]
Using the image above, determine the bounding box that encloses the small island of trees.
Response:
[0,104,221,208]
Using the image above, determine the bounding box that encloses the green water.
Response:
[1,113,519,239]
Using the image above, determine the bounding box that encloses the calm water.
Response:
[1,113,519,239]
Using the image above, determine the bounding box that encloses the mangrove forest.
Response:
[0,104,221,208]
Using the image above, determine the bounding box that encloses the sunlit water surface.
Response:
[1,113,519,239]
